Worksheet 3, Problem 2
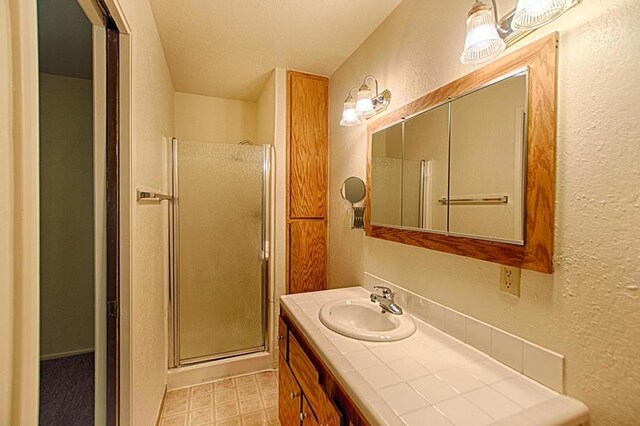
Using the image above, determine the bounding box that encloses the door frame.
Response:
[8,0,133,423]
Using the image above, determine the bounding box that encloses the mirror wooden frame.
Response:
[365,33,558,273]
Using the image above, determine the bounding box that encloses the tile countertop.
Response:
[280,287,589,426]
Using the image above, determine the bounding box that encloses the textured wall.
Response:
[0,0,13,420]
[174,92,257,144]
[328,0,640,423]
[118,0,175,423]
[39,73,94,359]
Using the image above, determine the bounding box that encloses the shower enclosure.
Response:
[170,138,271,367]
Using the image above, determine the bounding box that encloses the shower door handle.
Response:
[260,250,269,262]
[260,241,270,262]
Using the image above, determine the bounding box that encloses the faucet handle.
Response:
[373,285,394,298]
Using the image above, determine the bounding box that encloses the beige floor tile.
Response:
[215,388,237,405]
[258,380,277,394]
[189,408,214,425]
[261,392,278,409]
[239,396,263,414]
[191,393,214,411]
[236,383,260,400]
[164,399,189,416]
[241,410,268,426]
[191,383,213,396]
[255,371,276,382]
[214,378,236,391]
[162,414,187,426]
[215,417,241,426]
[167,388,190,401]
[234,374,257,387]
[215,401,239,421]
[265,406,278,423]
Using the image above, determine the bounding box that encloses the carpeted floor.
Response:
[39,352,94,426]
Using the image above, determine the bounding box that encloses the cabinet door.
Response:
[289,73,328,219]
[279,355,302,425]
[289,220,326,293]
[301,397,319,426]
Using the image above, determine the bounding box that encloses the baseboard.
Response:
[155,384,168,426]
[40,347,94,361]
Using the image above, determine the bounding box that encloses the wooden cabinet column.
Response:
[286,71,329,294]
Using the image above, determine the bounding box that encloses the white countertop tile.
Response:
[436,395,495,426]
[464,387,523,420]
[280,287,588,425]
[378,382,430,415]
[402,405,454,426]
[409,374,460,404]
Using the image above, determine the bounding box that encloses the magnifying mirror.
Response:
[340,176,366,204]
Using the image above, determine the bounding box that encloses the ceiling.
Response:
[149,0,404,101]
[37,0,92,79]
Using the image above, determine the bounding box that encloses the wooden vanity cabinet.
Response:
[279,315,368,426]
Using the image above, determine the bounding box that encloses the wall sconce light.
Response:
[339,75,391,127]
[461,0,581,65]
[340,88,361,127]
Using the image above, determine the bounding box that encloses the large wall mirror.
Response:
[366,34,558,273]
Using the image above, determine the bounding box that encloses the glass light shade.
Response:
[512,0,569,30]
[355,85,375,119]
[461,9,506,65]
[340,97,361,127]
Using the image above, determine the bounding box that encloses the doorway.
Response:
[37,0,120,424]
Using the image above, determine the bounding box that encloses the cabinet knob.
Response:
[278,335,285,341]
[290,391,298,399]
[300,412,308,421]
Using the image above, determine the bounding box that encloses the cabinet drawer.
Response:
[289,334,343,425]
[289,334,320,399]
[278,317,288,358]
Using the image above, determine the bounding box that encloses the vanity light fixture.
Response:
[512,0,569,30]
[339,76,391,126]
[460,0,581,65]
[340,88,361,127]
[461,1,505,65]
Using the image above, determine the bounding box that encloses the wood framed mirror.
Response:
[366,33,558,273]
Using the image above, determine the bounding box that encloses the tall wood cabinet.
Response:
[287,71,329,294]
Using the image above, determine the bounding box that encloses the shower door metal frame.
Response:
[169,138,271,368]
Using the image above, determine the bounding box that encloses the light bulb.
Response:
[355,83,375,119]
[512,0,569,30]
[460,1,506,65]
[340,96,361,127]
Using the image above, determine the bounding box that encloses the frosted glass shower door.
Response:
[173,139,268,364]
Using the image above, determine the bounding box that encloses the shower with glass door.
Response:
[169,138,271,367]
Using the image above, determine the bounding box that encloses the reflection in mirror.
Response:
[402,104,449,233]
[449,72,527,243]
[370,123,402,227]
[340,176,366,204]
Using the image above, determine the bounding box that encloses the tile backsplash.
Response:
[364,272,565,393]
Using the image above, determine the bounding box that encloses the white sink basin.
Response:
[319,299,416,342]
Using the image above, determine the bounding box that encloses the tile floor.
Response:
[161,370,280,426]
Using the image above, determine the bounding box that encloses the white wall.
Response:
[329,0,640,424]
[174,92,257,144]
[39,73,94,359]
[117,0,175,423]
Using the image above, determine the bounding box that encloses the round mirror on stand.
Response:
[340,177,366,229]
[340,176,366,204]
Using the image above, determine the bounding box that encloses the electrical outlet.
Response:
[500,265,521,297]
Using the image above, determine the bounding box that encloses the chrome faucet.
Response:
[370,285,403,315]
